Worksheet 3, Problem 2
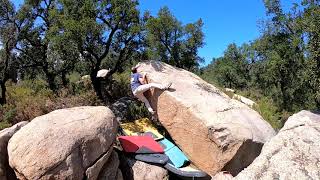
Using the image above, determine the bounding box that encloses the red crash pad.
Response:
[119,136,164,154]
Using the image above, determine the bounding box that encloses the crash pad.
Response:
[164,163,208,178]
[120,118,164,140]
[158,138,189,168]
[135,154,169,165]
[118,136,164,154]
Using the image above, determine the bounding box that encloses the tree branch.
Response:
[98,26,118,67]
[107,35,134,77]
[97,16,112,28]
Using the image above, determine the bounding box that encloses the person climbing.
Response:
[130,64,171,115]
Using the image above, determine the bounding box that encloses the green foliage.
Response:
[0,0,145,102]
[202,43,249,89]
[127,102,150,121]
[145,6,204,70]
[0,0,19,105]
[0,104,16,127]
[0,121,11,130]
[202,1,320,129]
[0,0,206,107]
[3,80,54,124]
[253,97,282,130]
[0,77,103,130]
[53,0,143,101]
[2,105,16,122]
[111,70,132,100]
[300,1,320,107]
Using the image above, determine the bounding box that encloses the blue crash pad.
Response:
[158,138,189,168]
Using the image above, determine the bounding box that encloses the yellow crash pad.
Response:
[120,118,164,140]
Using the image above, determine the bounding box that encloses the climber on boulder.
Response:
[130,64,171,115]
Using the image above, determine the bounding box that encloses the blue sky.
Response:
[139,0,297,66]
[139,0,267,66]
[12,0,297,66]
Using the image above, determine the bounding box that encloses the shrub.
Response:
[0,78,103,130]
[54,89,103,109]
[0,105,13,130]
[0,120,11,130]
[66,72,93,95]
[127,101,150,121]
[4,80,54,125]
[253,97,282,130]
[111,71,132,100]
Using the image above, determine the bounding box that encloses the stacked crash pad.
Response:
[118,118,208,178]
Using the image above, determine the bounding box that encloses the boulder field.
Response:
[3,61,318,179]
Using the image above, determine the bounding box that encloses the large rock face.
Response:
[7,106,118,180]
[138,61,276,176]
[235,110,320,180]
[0,121,28,180]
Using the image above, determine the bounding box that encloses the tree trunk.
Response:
[43,68,57,92]
[47,74,56,92]
[279,79,292,112]
[91,68,104,101]
[42,63,57,92]
[61,71,68,87]
[0,79,7,105]
[1,42,10,105]
[101,78,114,103]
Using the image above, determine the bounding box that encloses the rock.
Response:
[97,69,110,78]
[81,75,90,80]
[138,61,276,176]
[212,171,234,180]
[86,148,113,180]
[116,169,123,180]
[119,153,168,180]
[225,88,235,93]
[97,151,120,180]
[8,106,117,180]
[235,110,320,180]
[232,94,256,107]
[0,121,28,180]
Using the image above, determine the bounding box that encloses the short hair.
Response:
[131,67,137,73]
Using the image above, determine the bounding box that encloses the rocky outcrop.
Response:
[0,121,28,180]
[138,61,276,176]
[235,110,320,180]
[119,153,168,180]
[8,106,118,180]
